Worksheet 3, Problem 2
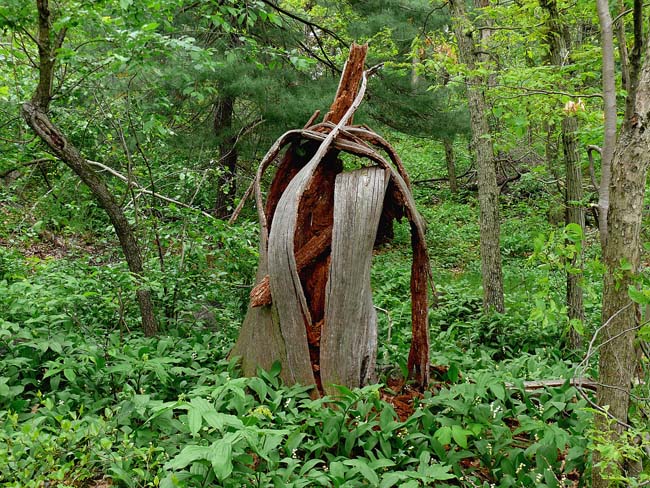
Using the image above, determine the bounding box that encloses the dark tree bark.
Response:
[449,0,504,313]
[593,31,650,488]
[561,115,584,349]
[541,0,585,349]
[23,0,157,336]
[213,96,238,219]
[443,137,458,193]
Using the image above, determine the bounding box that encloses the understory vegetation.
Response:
[3,0,650,486]
[2,139,642,487]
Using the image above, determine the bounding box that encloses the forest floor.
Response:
[0,140,605,487]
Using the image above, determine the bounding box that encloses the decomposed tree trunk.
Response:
[561,115,585,349]
[231,44,432,394]
[23,0,157,336]
[449,0,504,313]
[214,96,238,219]
[593,32,650,488]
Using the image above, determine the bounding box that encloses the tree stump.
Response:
[230,44,433,395]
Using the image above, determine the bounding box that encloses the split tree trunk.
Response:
[320,167,388,394]
[231,44,432,393]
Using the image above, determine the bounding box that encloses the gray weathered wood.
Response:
[320,167,389,395]
[265,71,371,387]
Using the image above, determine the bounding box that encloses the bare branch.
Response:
[84,159,215,220]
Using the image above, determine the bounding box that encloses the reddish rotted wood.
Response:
[324,43,368,125]
[406,224,431,388]
[250,227,333,307]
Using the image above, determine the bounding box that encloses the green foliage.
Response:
[0,310,592,487]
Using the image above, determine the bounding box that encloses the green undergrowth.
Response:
[0,138,609,487]
[0,317,590,488]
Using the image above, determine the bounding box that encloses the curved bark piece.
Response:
[321,167,389,395]
[266,70,370,387]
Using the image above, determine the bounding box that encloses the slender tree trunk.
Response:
[561,116,584,349]
[596,0,617,246]
[214,96,238,219]
[593,33,650,488]
[449,0,504,313]
[541,0,585,348]
[24,0,157,336]
[443,138,458,193]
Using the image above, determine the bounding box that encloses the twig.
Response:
[84,159,215,219]
[259,0,347,46]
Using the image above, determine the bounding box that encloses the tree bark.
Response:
[449,0,504,313]
[596,0,617,246]
[593,32,650,488]
[213,96,238,219]
[24,0,157,336]
[541,0,585,349]
[561,115,584,349]
[443,138,458,193]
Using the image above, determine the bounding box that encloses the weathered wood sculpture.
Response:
[230,44,432,396]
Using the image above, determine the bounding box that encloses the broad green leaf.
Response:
[490,383,506,401]
[628,285,649,305]
[166,445,209,470]
[63,368,76,382]
[451,425,468,449]
[188,406,202,435]
[380,472,410,488]
[423,464,456,481]
[343,459,379,486]
[565,223,583,243]
[434,425,452,446]
[209,441,232,480]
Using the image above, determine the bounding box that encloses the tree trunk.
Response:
[449,0,504,313]
[593,33,650,488]
[24,0,157,336]
[320,167,388,394]
[213,96,238,219]
[596,0,617,246]
[443,137,458,193]
[561,115,584,349]
[541,0,585,348]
